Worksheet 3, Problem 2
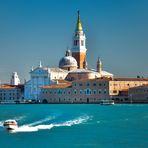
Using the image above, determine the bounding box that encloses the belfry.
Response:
[71,11,87,69]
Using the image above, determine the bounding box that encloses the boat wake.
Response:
[14,116,26,121]
[0,121,3,127]
[25,116,55,127]
[13,115,89,133]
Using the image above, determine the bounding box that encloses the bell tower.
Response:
[10,72,20,85]
[71,11,87,69]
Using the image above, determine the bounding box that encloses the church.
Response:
[24,11,113,100]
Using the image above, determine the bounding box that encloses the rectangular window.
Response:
[75,40,77,46]
[93,83,96,86]
[81,40,84,46]
[87,83,90,86]
[94,90,96,94]
[98,90,101,94]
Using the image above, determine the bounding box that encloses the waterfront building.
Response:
[128,85,148,103]
[24,62,68,100]
[109,78,148,103]
[40,78,109,104]
[0,84,24,104]
[40,78,148,104]
[10,72,20,85]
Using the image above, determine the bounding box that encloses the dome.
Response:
[59,56,77,70]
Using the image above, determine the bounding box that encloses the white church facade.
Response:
[24,62,68,100]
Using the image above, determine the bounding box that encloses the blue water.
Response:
[0,104,148,148]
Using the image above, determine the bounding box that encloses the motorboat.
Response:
[100,100,115,105]
[3,120,18,130]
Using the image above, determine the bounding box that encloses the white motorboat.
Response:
[100,100,115,105]
[3,120,18,130]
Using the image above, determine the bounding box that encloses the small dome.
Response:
[59,56,77,69]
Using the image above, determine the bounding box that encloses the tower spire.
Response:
[97,57,102,73]
[76,10,83,32]
[39,61,42,68]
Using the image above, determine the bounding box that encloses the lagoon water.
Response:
[0,104,148,148]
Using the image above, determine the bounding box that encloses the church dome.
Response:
[59,56,77,69]
[59,49,77,71]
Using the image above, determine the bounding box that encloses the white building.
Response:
[10,72,20,85]
[24,62,68,100]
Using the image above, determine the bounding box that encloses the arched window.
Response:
[85,89,92,95]
[93,90,96,94]
[74,89,77,94]
[80,90,83,94]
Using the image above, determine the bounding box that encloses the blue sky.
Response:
[0,0,148,83]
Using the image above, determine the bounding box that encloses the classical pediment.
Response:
[30,67,49,75]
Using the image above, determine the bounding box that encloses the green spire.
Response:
[75,10,83,32]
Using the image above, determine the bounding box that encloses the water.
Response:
[0,104,148,148]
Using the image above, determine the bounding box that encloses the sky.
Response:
[0,0,148,83]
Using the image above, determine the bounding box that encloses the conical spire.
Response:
[97,57,102,73]
[75,10,83,32]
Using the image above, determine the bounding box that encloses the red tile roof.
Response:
[42,83,72,89]
[113,78,148,81]
[0,85,17,89]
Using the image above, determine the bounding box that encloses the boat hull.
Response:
[4,124,18,130]
[3,120,18,131]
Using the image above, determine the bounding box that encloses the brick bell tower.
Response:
[71,11,87,69]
